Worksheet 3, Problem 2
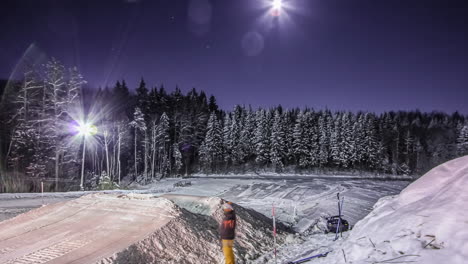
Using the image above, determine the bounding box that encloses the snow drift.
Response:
[325,156,468,264]
[0,193,291,264]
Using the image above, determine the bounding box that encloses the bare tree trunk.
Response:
[55,150,60,192]
[134,129,138,180]
[151,124,156,180]
[111,142,116,182]
[95,148,100,176]
[104,130,110,178]
[117,130,121,184]
[93,149,98,176]
[144,132,148,182]
[5,136,14,165]
[99,150,102,175]
[158,148,162,176]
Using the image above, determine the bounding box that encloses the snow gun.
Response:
[325,193,349,238]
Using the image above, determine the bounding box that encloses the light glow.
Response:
[75,122,98,137]
[270,0,284,17]
[258,0,302,30]
[272,0,283,10]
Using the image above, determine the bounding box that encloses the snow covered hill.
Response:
[318,155,468,264]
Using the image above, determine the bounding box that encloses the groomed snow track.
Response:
[0,193,291,264]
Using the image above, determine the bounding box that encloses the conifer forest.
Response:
[1,59,467,192]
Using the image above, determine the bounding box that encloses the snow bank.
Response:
[324,155,468,264]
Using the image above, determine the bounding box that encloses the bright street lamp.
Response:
[272,0,283,9]
[75,122,97,191]
[271,0,283,16]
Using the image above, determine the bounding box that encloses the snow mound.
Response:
[0,193,291,264]
[327,156,468,264]
[159,194,293,262]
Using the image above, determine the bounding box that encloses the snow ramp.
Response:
[0,193,291,264]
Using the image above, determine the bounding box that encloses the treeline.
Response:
[201,107,468,175]
[1,59,468,192]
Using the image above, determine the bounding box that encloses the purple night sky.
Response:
[1,0,467,113]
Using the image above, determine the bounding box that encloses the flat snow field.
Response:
[0,176,410,263]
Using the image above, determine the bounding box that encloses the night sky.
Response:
[1,0,467,113]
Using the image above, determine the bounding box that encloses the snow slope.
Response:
[0,194,177,263]
[315,155,468,264]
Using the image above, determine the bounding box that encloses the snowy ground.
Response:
[0,176,410,263]
[146,177,408,236]
[310,155,468,264]
[0,177,409,226]
[0,193,291,263]
[265,155,468,264]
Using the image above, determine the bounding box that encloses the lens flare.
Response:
[272,0,282,10]
[271,0,282,16]
[255,0,305,33]
[75,122,98,137]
